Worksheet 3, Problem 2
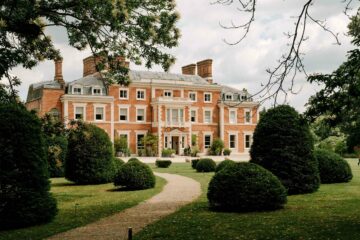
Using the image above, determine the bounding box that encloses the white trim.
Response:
[136,106,147,122]
[136,132,147,154]
[73,103,87,120]
[203,132,213,150]
[93,104,106,122]
[244,132,253,150]
[119,88,129,100]
[228,132,238,151]
[72,85,83,95]
[189,92,197,102]
[119,105,130,122]
[204,92,212,103]
[229,108,237,124]
[136,88,146,100]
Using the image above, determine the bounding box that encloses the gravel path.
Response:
[48,172,201,240]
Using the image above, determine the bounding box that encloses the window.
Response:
[229,110,237,124]
[204,93,212,102]
[166,108,184,124]
[75,106,84,120]
[137,89,145,100]
[245,134,252,149]
[189,92,197,102]
[165,136,168,148]
[119,108,128,121]
[204,135,211,149]
[73,87,82,95]
[93,87,101,95]
[245,109,251,123]
[119,89,128,99]
[225,94,233,101]
[164,90,172,97]
[191,110,196,123]
[204,110,211,123]
[95,107,104,121]
[137,108,145,122]
[241,95,247,101]
[229,134,236,149]
[182,136,185,148]
[137,134,145,151]
[119,134,128,147]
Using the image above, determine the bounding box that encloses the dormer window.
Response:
[73,86,82,95]
[93,87,102,95]
[225,94,233,101]
[241,95,247,101]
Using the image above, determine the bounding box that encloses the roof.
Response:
[221,85,250,96]
[31,80,62,90]
[67,74,105,87]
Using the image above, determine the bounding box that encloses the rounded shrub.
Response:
[0,104,57,229]
[65,121,115,184]
[155,159,172,168]
[250,105,320,195]
[208,162,287,212]
[314,149,353,183]
[114,161,156,190]
[223,148,231,156]
[196,158,216,172]
[128,157,141,163]
[215,159,236,172]
[191,159,200,169]
[113,158,125,172]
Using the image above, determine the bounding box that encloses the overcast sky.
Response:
[8,0,359,112]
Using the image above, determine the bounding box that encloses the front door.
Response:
[172,136,179,154]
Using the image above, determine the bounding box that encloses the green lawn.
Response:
[135,160,360,240]
[0,176,166,240]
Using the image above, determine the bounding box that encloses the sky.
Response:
[8,0,360,112]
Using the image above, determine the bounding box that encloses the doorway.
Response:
[171,136,179,154]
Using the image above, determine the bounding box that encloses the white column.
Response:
[158,105,162,157]
[63,100,68,126]
[220,104,224,140]
[188,106,192,147]
[111,102,114,143]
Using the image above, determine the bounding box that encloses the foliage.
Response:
[310,116,342,141]
[223,148,231,156]
[162,148,175,157]
[128,157,141,163]
[317,136,346,154]
[0,103,57,229]
[0,0,180,91]
[196,158,216,173]
[250,105,320,195]
[191,134,197,146]
[191,159,200,169]
[113,158,125,173]
[347,123,360,153]
[208,138,224,156]
[155,160,172,168]
[208,162,287,212]
[114,161,156,190]
[191,146,200,157]
[41,114,68,177]
[215,160,236,172]
[184,146,191,156]
[142,133,158,157]
[114,136,130,157]
[314,149,353,183]
[65,121,115,184]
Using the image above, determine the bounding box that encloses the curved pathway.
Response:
[48,172,201,240]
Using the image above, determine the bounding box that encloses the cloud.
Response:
[8,0,359,113]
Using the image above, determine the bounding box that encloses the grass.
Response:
[135,159,360,240]
[0,176,166,240]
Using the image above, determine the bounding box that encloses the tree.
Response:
[0,104,57,229]
[250,105,320,195]
[215,1,359,103]
[0,0,180,91]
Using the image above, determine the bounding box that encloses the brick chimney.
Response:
[197,59,213,84]
[182,64,196,75]
[83,55,130,77]
[54,58,65,87]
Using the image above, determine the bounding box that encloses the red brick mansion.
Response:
[26,56,259,157]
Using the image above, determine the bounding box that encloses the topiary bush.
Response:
[65,121,115,184]
[155,159,172,168]
[314,149,353,183]
[191,159,200,169]
[128,157,141,163]
[113,158,125,173]
[162,148,175,157]
[0,104,57,229]
[223,148,231,156]
[196,158,216,172]
[250,105,320,195]
[208,162,287,212]
[215,159,236,172]
[114,161,156,190]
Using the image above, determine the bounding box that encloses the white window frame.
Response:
[204,134,212,149]
[203,109,212,123]
[228,133,238,150]
[164,90,173,97]
[73,103,87,120]
[229,108,237,124]
[204,92,212,103]
[136,131,147,154]
[119,105,129,122]
[190,109,197,123]
[225,93,233,101]
[136,89,146,100]
[166,108,185,125]
[245,108,252,124]
[119,88,129,100]
[136,106,146,122]
[244,133,253,149]
[93,104,106,121]
[189,92,197,102]
[92,86,102,96]
[72,85,83,95]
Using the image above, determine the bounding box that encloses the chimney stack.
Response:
[83,55,130,77]
[182,64,196,75]
[197,59,213,84]
[54,58,65,87]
